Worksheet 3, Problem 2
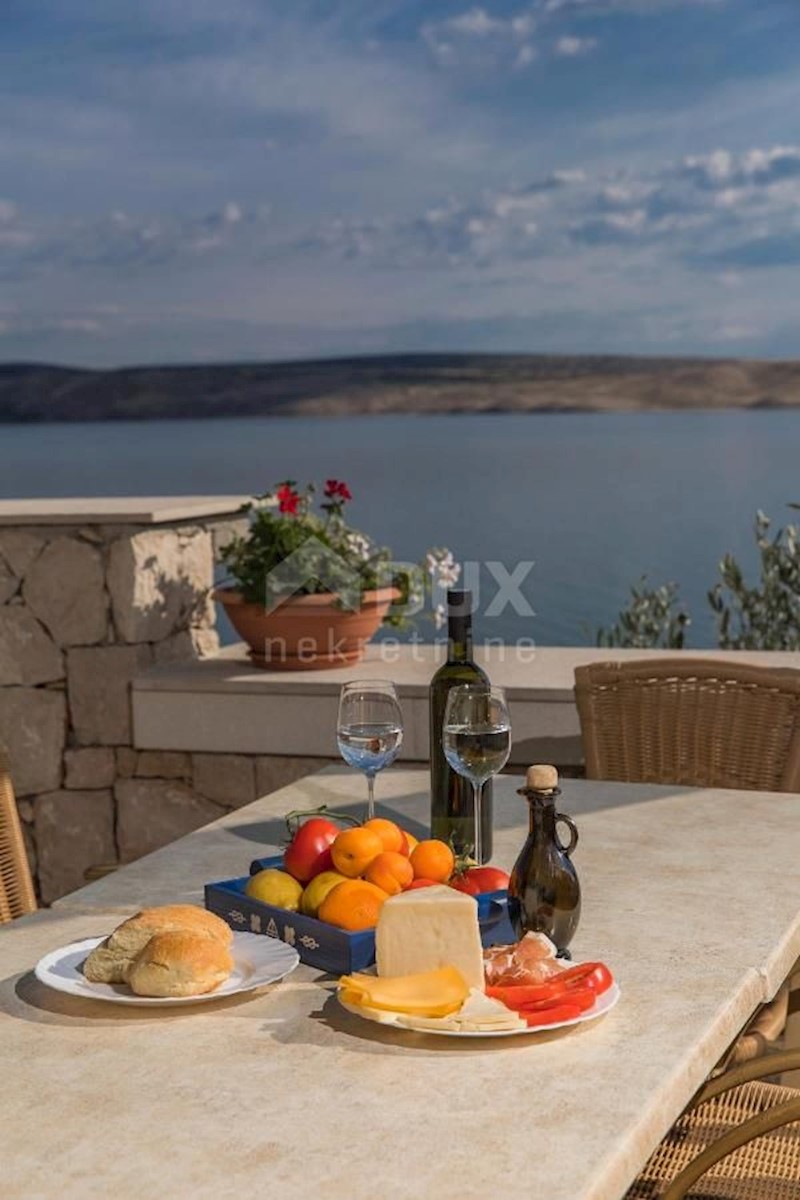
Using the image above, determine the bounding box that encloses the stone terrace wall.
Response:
[0,509,317,903]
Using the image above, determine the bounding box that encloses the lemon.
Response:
[300,870,349,918]
[245,868,303,911]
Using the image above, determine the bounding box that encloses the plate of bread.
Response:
[34,905,300,1006]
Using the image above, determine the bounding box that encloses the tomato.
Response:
[283,817,340,884]
[449,874,481,896]
[407,878,438,890]
[557,962,614,997]
[450,866,510,895]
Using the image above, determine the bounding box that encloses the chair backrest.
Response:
[0,746,37,922]
[574,658,800,792]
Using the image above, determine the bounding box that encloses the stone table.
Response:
[3,768,800,1200]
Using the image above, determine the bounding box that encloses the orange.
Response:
[364,851,414,896]
[318,879,389,931]
[410,839,455,883]
[330,827,384,878]
[300,870,350,918]
[402,831,419,856]
[364,817,406,855]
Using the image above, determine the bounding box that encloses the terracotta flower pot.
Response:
[214,586,400,671]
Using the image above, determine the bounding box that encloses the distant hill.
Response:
[2,353,800,422]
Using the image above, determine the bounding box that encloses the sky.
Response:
[2,0,800,367]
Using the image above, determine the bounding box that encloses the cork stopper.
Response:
[525,764,559,792]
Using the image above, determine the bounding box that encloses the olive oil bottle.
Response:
[429,590,493,859]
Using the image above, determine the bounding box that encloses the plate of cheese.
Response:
[336,885,619,1037]
[337,975,620,1036]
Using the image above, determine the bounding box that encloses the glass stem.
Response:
[473,780,483,865]
[366,773,376,821]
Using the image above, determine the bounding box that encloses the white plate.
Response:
[34,932,300,1007]
[338,980,620,1038]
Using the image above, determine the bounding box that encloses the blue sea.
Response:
[2,409,798,647]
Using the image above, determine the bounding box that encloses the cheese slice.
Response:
[375,885,485,990]
[394,990,526,1033]
[339,965,469,1017]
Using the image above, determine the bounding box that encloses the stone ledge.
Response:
[0,496,250,526]
[132,641,800,700]
[131,643,800,765]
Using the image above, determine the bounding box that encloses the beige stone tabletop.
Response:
[6,768,800,1200]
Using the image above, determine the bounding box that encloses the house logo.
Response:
[263,536,365,612]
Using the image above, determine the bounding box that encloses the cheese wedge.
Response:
[375,885,485,990]
[339,965,469,1017]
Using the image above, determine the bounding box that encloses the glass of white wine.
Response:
[337,680,403,820]
[442,684,510,865]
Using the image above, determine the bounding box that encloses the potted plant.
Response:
[216,479,458,670]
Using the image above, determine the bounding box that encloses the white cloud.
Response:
[555,35,598,56]
[422,6,538,69]
[6,142,799,283]
[515,44,538,67]
[542,0,725,11]
[222,201,243,225]
[683,145,800,187]
[717,321,759,340]
[448,8,509,36]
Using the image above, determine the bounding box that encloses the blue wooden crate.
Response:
[205,874,375,974]
[205,854,513,975]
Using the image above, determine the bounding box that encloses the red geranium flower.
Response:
[276,483,300,515]
[324,479,352,501]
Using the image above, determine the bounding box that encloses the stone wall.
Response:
[0,512,323,903]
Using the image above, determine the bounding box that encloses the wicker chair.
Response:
[574,658,800,793]
[575,660,800,1196]
[0,746,36,922]
[626,1050,800,1199]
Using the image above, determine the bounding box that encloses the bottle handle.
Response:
[555,813,579,857]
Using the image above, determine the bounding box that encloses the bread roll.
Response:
[128,931,234,998]
[83,905,233,984]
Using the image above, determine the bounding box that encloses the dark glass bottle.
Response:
[429,590,493,860]
[508,765,580,958]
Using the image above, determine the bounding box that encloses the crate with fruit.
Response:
[205,810,511,973]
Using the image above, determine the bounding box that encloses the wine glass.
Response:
[337,680,403,820]
[442,684,510,865]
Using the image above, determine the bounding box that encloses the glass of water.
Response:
[337,680,403,820]
[442,684,510,865]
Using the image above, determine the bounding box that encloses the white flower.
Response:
[433,603,447,630]
[437,562,461,588]
[426,548,461,590]
[346,532,372,561]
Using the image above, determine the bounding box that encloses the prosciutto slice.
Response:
[483,932,565,986]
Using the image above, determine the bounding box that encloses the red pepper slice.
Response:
[556,962,614,996]
[523,1002,583,1027]
[514,987,596,1015]
[486,982,567,1005]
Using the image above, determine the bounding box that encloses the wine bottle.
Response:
[429,590,493,860]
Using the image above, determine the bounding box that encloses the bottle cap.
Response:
[525,764,559,792]
[446,590,472,611]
